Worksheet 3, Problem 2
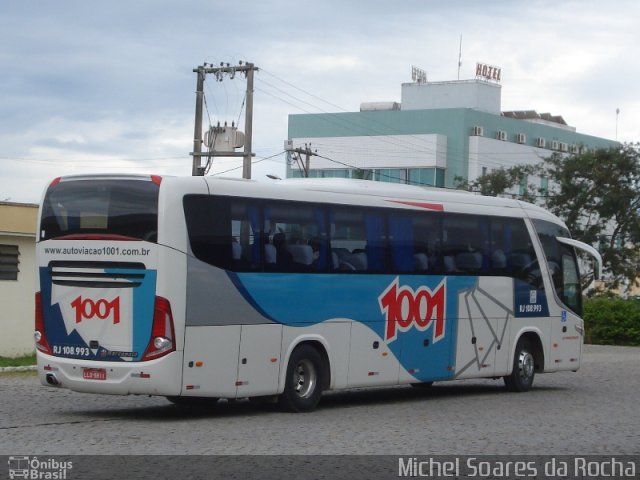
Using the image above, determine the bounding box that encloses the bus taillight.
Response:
[142,296,176,361]
[34,292,52,354]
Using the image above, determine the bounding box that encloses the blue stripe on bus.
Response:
[230,273,478,381]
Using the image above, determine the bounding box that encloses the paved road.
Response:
[1,345,639,456]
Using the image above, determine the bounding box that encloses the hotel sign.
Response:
[476,62,501,83]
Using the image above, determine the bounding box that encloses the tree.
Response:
[455,143,640,289]
[455,164,539,202]
[543,144,640,288]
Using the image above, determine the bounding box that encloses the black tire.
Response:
[504,338,536,392]
[279,345,324,412]
[166,396,219,407]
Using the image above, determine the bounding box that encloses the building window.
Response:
[408,168,445,187]
[323,169,349,178]
[519,175,528,197]
[0,244,19,281]
[374,168,406,183]
[409,168,434,186]
[540,177,549,197]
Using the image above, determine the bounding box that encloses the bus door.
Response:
[533,219,602,371]
[549,239,593,370]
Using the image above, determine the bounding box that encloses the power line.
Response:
[210,151,286,177]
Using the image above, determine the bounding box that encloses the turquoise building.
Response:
[286,78,618,191]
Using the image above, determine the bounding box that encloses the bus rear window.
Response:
[40,179,159,242]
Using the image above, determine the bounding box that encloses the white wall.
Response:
[468,135,548,181]
[0,235,36,357]
[401,80,501,114]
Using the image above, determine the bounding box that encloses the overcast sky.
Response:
[1,0,638,203]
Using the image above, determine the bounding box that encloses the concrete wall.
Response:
[401,80,501,114]
[0,234,36,357]
[0,202,38,357]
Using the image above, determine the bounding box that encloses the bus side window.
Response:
[442,214,488,275]
[561,249,581,313]
[389,215,414,273]
[365,213,385,272]
[330,208,381,273]
[502,218,543,289]
[183,195,261,272]
[389,212,440,274]
[183,195,233,270]
[263,201,325,273]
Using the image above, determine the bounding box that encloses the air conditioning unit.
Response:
[516,133,526,144]
[284,139,294,151]
[551,140,560,151]
[471,126,484,137]
[536,137,546,148]
[559,142,568,152]
[496,130,507,141]
[569,144,580,154]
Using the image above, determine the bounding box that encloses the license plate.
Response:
[82,368,107,380]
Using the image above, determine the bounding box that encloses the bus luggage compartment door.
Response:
[181,325,241,398]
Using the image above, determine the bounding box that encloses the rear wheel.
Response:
[279,345,324,412]
[504,338,536,392]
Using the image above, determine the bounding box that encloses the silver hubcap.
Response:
[518,349,534,381]
[293,359,317,398]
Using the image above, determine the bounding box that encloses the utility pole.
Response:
[288,143,317,177]
[243,64,255,179]
[190,62,258,178]
[192,69,205,176]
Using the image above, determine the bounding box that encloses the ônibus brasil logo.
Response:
[378,277,446,343]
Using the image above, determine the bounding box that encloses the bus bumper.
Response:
[36,351,183,396]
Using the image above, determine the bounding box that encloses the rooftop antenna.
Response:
[457,34,463,80]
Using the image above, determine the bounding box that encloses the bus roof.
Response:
[203,177,560,224]
[47,174,564,227]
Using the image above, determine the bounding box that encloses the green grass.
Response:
[0,354,36,368]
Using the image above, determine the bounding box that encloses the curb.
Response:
[0,365,37,373]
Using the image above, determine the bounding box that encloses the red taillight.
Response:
[34,292,52,354]
[150,175,162,186]
[142,296,176,361]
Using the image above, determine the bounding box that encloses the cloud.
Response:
[1,0,639,202]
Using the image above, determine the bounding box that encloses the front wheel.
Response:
[279,345,324,412]
[504,338,536,392]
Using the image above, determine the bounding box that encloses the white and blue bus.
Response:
[35,174,601,411]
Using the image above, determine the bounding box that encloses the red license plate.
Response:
[82,368,107,380]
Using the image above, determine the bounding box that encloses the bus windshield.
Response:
[532,219,582,315]
[40,178,159,242]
